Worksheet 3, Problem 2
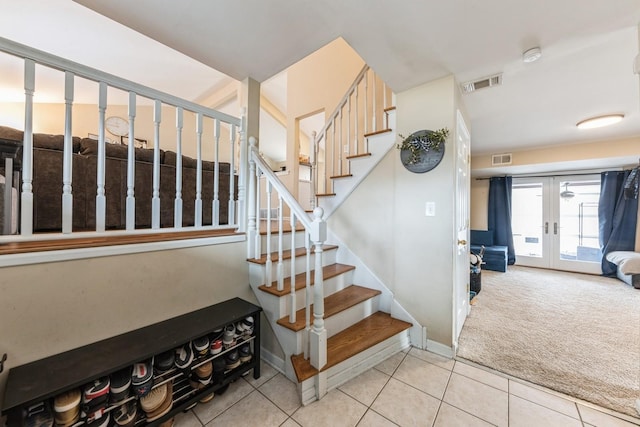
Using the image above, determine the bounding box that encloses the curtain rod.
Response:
[474,170,623,180]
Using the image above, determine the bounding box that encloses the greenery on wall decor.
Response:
[397,127,449,165]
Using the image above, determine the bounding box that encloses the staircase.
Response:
[245,66,416,405]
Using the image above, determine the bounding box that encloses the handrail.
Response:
[248,141,313,230]
[0,36,240,127]
[314,64,369,142]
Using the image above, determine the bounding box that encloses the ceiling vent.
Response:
[491,153,512,166]
[461,73,503,94]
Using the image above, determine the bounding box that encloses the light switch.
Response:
[425,202,436,216]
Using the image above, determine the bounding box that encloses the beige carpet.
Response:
[457,265,640,418]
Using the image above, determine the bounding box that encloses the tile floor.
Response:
[173,348,640,427]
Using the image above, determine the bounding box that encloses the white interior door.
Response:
[512,175,602,274]
[453,110,470,348]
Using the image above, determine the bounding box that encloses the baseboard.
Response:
[427,339,454,358]
[259,346,286,374]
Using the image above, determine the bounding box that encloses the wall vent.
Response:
[491,153,512,166]
[461,73,503,94]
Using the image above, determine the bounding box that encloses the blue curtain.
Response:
[599,170,638,276]
[488,176,516,265]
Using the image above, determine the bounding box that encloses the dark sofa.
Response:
[0,126,234,232]
[470,229,508,272]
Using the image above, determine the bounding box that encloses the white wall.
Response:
[328,75,458,347]
[0,241,284,409]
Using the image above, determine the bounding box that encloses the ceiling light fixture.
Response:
[523,47,542,63]
[576,114,624,129]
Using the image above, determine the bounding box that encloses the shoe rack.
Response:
[1,297,262,426]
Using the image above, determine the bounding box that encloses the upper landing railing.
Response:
[0,36,245,240]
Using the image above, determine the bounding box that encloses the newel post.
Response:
[309,206,327,370]
[247,136,258,259]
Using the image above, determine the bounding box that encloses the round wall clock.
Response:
[105,116,129,137]
[399,129,446,173]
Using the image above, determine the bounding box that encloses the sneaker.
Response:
[53,389,81,427]
[239,343,252,363]
[85,412,109,427]
[109,367,132,404]
[82,377,110,403]
[199,391,214,404]
[145,381,173,422]
[242,316,254,337]
[131,360,153,398]
[112,399,137,426]
[210,338,223,355]
[154,350,175,375]
[174,342,194,375]
[222,324,236,349]
[81,394,108,422]
[140,382,168,413]
[212,356,226,385]
[23,401,53,427]
[193,335,210,358]
[224,349,240,370]
[194,361,212,383]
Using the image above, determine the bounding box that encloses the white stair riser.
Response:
[260,231,307,252]
[299,328,410,405]
[247,249,338,288]
[277,295,381,353]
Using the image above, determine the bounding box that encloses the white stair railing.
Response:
[0,36,242,241]
[247,137,327,370]
[312,65,394,200]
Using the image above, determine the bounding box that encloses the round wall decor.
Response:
[399,129,446,173]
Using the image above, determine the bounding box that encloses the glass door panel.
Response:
[512,179,549,268]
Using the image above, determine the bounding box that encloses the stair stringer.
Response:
[318,110,397,218]
[326,227,425,349]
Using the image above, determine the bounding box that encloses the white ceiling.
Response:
[1,0,639,164]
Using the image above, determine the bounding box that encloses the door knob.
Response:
[458,239,467,245]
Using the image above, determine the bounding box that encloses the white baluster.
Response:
[372,74,377,131]
[330,121,336,193]
[195,113,203,227]
[338,108,343,177]
[304,232,311,359]
[310,131,317,209]
[289,214,297,324]
[265,180,273,286]
[354,84,359,156]
[364,70,369,136]
[276,196,284,291]
[247,136,257,258]
[151,100,161,229]
[213,119,220,226]
[228,124,236,226]
[96,82,107,232]
[174,107,183,228]
[62,71,74,234]
[125,92,136,230]
[254,158,262,260]
[20,59,35,236]
[346,94,351,159]
[237,110,247,233]
[309,207,327,370]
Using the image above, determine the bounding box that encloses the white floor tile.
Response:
[205,390,288,427]
[245,359,280,388]
[357,409,399,426]
[508,380,580,419]
[443,373,508,427]
[370,377,440,427]
[393,354,451,400]
[174,410,203,427]
[280,418,303,427]
[292,389,367,427]
[433,402,494,427]
[578,404,640,427]
[258,373,301,415]
[453,361,508,391]
[509,395,582,427]
[192,378,254,424]
[339,368,390,406]
[374,351,406,376]
[409,348,455,371]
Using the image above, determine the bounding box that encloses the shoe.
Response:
[194,361,212,385]
[110,367,132,404]
[53,389,81,427]
[80,394,108,422]
[145,381,173,422]
[112,399,137,426]
[140,382,168,413]
[224,349,240,370]
[154,350,175,375]
[199,391,214,403]
[131,360,153,398]
[210,338,222,355]
[82,377,110,403]
[175,342,194,375]
[85,412,109,427]
[23,401,53,427]
[212,356,226,385]
[239,343,252,363]
[193,335,210,358]
[241,316,254,337]
[222,324,236,349]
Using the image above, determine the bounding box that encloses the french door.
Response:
[511,175,602,274]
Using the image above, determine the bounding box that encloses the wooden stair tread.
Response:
[364,128,392,138]
[316,193,336,197]
[259,220,306,235]
[291,312,412,382]
[330,174,353,180]
[247,245,338,264]
[346,153,372,160]
[276,285,381,331]
[258,263,355,297]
